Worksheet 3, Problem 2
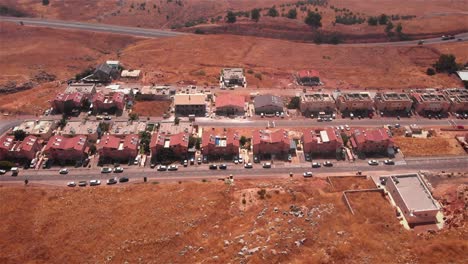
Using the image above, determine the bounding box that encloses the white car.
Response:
[101,167,112,173]
[157,165,167,171]
[238,157,243,163]
[113,167,124,173]
[303,172,313,178]
[262,162,271,168]
[244,163,253,169]
[0,169,7,175]
[59,168,68,175]
[345,125,350,131]
[90,180,101,186]
[67,181,76,187]
[368,160,379,166]
[168,165,178,171]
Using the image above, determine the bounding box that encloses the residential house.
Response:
[174,93,206,117]
[302,127,343,155]
[62,120,100,141]
[220,68,246,89]
[411,90,451,115]
[92,92,126,114]
[300,93,335,114]
[97,134,139,162]
[296,70,321,86]
[83,63,119,83]
[51,92,85,113]
[443,88,468,113]
[202,129,240,158]
[374,92,413,113]
[254,95,284,115]
[336,92,374,113]
[0,135,40,161]
[252,129,290,156]
[150,132,189,161]
[44,135,88,161]
[350,128,394,155]
[215,94,245,116]
[121,69,141,79]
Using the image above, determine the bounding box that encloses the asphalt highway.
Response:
[1,156,467,184]
[1,16,467,46]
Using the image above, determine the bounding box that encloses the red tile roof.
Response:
[0,135,15,151]
[16,136,39,152]
[353,128,390,144]
[302,127,342,144]
[54,92,83,103]
[92,92,125,104]
[150,132,189,149]
[253,129,289,145]
[45,135,87,152]
[98,135,121,149]
[202,129,240,148]
[99,134,139,150]
[297,70,320,78]
[216,94,245,108]
[123,134,139,150]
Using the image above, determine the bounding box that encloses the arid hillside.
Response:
[3,0,467,42]
[0,178,466,263]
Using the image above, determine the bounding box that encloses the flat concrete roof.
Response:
[62,120,99,135]
[391,174,439,211]
[174,94,206,105]
[13,120,55,135]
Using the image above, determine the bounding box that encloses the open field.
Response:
[394,137,467,157]
[0,178,466,263]
[3,0,467,42]
[328,176,375,192]
[132,100,171,118]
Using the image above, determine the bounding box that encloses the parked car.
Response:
[78,181,87,187]
[323,161,333,167]
[197,157,202,164]
[90,180,101,186]
[119,177,129,183]
[305,153,311,162]
[312,162,321,168]
[244,163,253,169]
[11,167,19,176]
[168,165,178,171]
[107,178,117,185]
[262,162,271,168]
[190,158,195,165]
[209,164,218,170]
[157,165,167,171]
[219,164,227,170]
[287,154,292,162]
[0,169,6,175]
[253,156,260,163]
[114,167,124,173]
[368,160,379,166]
[59,168,68,174]
[183,160,188,167]
[82,158,90,167]
[303,172,313,178]
[101,167,112,173]
[203,156,208,164]
[233,159,239,164]
[345,125,350,131]
[150,163,156,169]
[384,159,395,165]
[67,181,76,187]
[238,157,243,163]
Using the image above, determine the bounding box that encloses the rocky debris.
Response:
[224,240,230,247]
[238,238,245,245]
[0,81,34,94]
[273,207,279,213]
[238,246,261,256]
[295,238,307,247]
[257,207,268,219]
[337,231,346,236]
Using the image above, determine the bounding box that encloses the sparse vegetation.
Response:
[287,9,297,19]
[129,112,139,121]
[257,188,267,199]
[367,16,378,26]
[426,68,436,76]
[139,131,151,153]
[174,116,180,125]
[254,73,263,80]
[251,8,261,22]
[433,54,460,73]
[305,11,322,28]
[378,14,389,25]
[267,6,279,17]
[226,11,236,23]
[0,5,28,17]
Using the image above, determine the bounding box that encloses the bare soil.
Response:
[0,178,466,263]
[132,100,171,117]
[394,137,467,157]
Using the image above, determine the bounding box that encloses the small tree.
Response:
[89,144,97,155]
[395,23,403,34]
[434,54,459,73]
[174,116,180,125]
[378,14,388,25]
[226,11,236,23]
[42,0,50,6]
[385,22,394,36]
[426,68,436,76]
[251,8,260,22]
[287,8,297,19]
[287,96,300,109]
[13,129,26,141]
[367,16,378,26]
[239,136,247,147]
[129,112,139,121]
[305,11,322,28]
[267,6,279,17]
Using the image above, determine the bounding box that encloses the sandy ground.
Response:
[0,178,466,263]
[394,137,467,157]
[132,100,171,117]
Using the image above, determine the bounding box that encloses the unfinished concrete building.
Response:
[443,88,468,113]
[220,68,246,89]
[385,173,441,225]
[336,92,373,113]
[300,93,335,115]
[374,92,413,113]
[411,90,451,115]
[174,93,207,117]
[295,70,321,86]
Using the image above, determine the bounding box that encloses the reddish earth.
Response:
[0,178,466,263]
[132,100,171,117]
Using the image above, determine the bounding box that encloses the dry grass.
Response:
[394,136,467,157]
[0,179,466,263]
[132,100,171,117]
[329,176,376,192]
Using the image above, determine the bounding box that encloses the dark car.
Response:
[253,156,260,163]
[119,177,129,183]
[107,178,117,185]
[82,158,90,167]
[209,164,218,170]
[323,161,333,167]
[219,164,227,170]
[78,181,87,187]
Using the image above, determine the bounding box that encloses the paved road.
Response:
[1,16,467,46]
[2,156,467,184]
[196,117,468,128]
[0,16,184,38]
[0,118,28,135]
